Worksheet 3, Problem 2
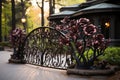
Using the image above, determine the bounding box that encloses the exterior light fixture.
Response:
[21,17,26,31]
[105,22,110,28]
[21,17,26,23]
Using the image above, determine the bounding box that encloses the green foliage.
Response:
[0,41,12,47]
[57,0,85,6]
[15,0,31,27]
[99,47,120,66]
[1,0,32,41]
[2,1,12,37]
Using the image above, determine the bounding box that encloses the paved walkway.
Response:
[0,51,108,80]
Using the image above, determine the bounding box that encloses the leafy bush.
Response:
[99,47,120,66]
[0,41,12,47]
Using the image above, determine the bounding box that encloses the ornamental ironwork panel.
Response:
[22,27,72,69]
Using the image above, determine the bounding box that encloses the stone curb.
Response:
[67,66,120,76]
[9,58,26,64]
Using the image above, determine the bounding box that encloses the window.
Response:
[99,16,110,39]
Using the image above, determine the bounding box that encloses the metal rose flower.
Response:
[92,34,105,48]
[50,17,109,69]
[59,36,70,46]
[77,18,90,27]
[83,24,97,36]
[10,28,26,48]
[56,25,63,30]
[94,34,105,42]
[61,16,70,24]
[69,19,76,27]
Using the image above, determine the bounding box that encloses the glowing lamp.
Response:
[105,22,110,28]
[21,18,26,23]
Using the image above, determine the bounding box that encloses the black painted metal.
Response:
[22,27,72,69]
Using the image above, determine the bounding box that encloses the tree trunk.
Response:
[11,0,16,30]
[36,0,44,26]
[0,0,2,42]
[49,0,55,15]
[41,0,44,26]
[21,0,27,31]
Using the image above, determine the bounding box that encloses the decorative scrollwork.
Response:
[22,27,72,69]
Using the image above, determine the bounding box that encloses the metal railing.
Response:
[20,27,73,69]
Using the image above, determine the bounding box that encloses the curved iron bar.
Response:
[20,27,73,69]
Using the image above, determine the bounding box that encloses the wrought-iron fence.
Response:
[21,27,72,69]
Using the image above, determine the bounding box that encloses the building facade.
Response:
[49,0,120,46]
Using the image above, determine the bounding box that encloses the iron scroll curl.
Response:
[20,27,72,69]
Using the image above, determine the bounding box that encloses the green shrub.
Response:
[0,41,12,48]
[99,47,120,66]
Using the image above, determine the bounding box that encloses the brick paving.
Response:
[0,51,108,80]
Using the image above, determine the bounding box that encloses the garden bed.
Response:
[67,66,120,76]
